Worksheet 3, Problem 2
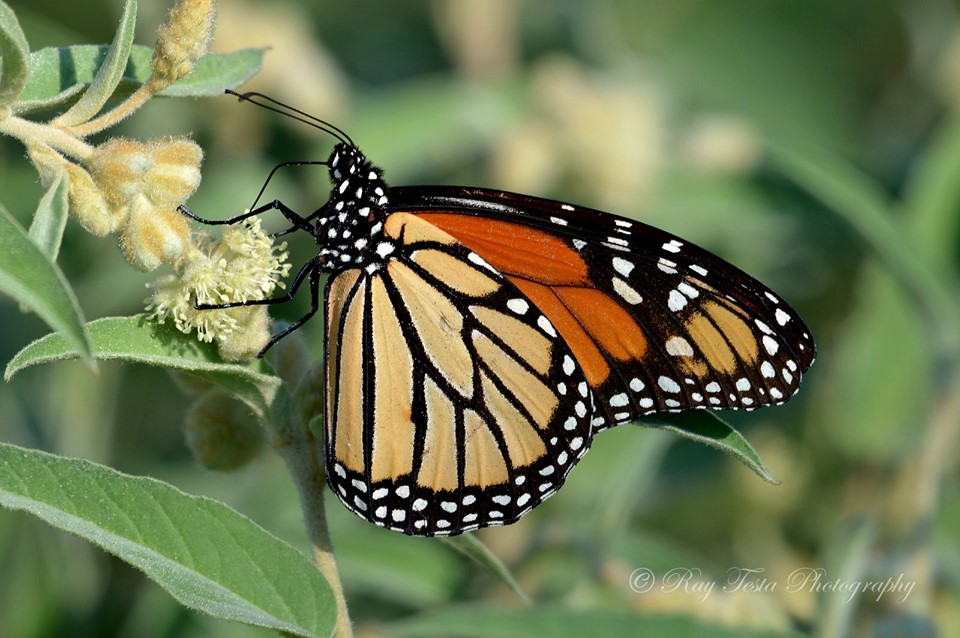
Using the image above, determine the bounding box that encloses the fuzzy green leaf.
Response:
[157,48,265,97]
[4,315,281,421]
[0,442,336,638]
[0,0,31,108]
[21,45,264,104]
[56,0,138,126]
[640,411,778,484]
[0,203,92,366]
[28,169,70,259]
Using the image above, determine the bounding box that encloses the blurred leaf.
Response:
[21,45,265,104]
[440,534,530,603]
[768,142,960,354]
[388,605,805,638]
[611,530,716,578]
[901,109,960,273]
[4,316,280,421]
[55,0,137,126]
[0,442,336,638]
[0,0,30,109]
[27,168,69,259]
[814,516,878,638]
[0,203,92,367]
[820,268,929,462]
[331,513,466,608]
[642,411,778,484]
[584,428,673,539]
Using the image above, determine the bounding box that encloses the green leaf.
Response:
[439,534,530,604]
[157,48,265,97]
[0,0,30,109]
[640,411,778,484]
[388,605,805,638]
[901,109,960,272]
[28,168,70,259]
[0,442,336,638]
[814,516,878,638]
[0,203,92,367]
[21,45,265,104]
[4,315,281,422]
[767,141,960,355]
[56,0,137,126]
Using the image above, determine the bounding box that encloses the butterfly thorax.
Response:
[315,143,391,269]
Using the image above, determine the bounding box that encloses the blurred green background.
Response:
[2,1,960,636]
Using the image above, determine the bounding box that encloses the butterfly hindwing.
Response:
[323,212,594,536]
[387,186,815,430]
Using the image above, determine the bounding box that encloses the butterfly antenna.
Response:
[226,89,355,146]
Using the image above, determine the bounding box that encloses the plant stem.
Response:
[274,418,353,638]
[0,115,94,160]
[63,83,155,138]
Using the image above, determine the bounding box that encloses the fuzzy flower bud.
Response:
[146,217,291,360]
[120,197,191,271]
[64,162,121,236]
[88,136,202,270]
[150,0,217,91]
[184,389,264,472]
[89,137,203,210]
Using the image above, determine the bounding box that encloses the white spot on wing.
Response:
[612,257,635,277]
[507,298,529,315]
[658,257,678,274]
[663,239,683,253]
[658,376,681,393]
[763,335,779,356]
[610,393,629,407]
[668,289,687,312]
[467,252,497,274]
[665,336,694,357]
[678,281,699,298]
[613,277,643,304]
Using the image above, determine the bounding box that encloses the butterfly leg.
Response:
[254,262,321,357]
[178,198,317,233]
[196,255,321,312]
[247,160,329,211]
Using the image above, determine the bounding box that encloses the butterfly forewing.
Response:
[386,186,815,430]
[324,213,594,536]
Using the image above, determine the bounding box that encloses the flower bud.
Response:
[89,136,203,210]
[144,137,203,207]
[184,389,264,472]
[216,306,271,361]
[150,0,217,90]
[120,196,191,271]
[88,138,153,207]
[64,162,122,236]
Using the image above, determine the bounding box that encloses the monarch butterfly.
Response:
[181,91,815,536]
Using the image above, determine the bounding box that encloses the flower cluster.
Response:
[2,0,291,358]
[147,218,291,360]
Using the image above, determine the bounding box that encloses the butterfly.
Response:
[181,91,815,536]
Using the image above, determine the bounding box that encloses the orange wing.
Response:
[387,186,815,431]
[324,212,593,536]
